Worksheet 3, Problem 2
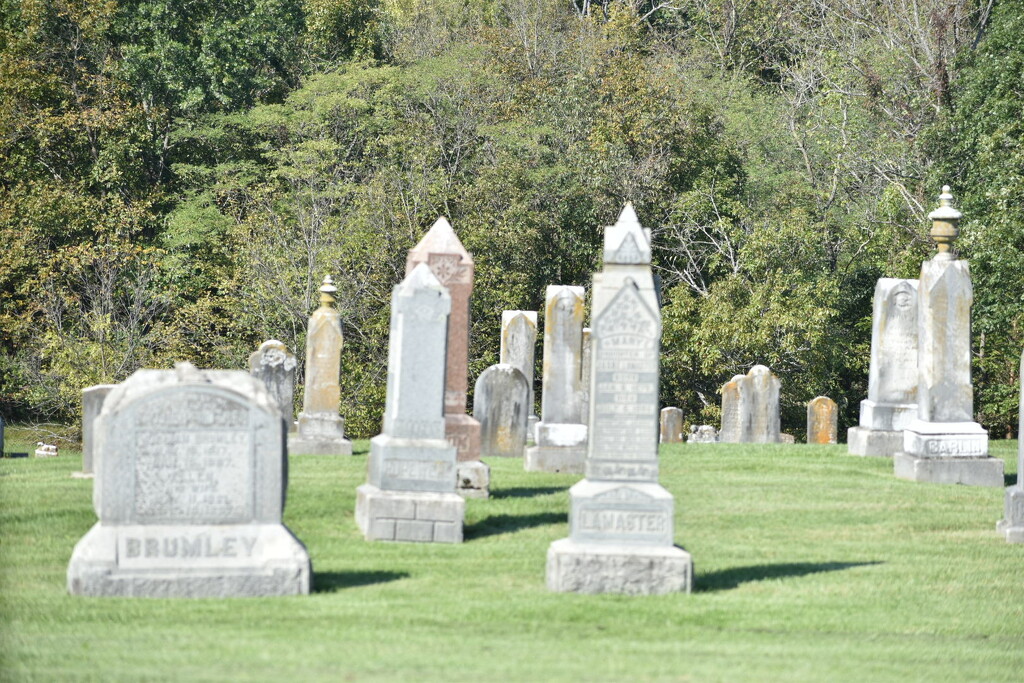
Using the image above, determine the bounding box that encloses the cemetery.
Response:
[2,1,1024,680]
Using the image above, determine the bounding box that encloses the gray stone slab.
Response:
[67,362,311,597]
[546,538,692,595]
[355,484,464,544]
[500,311,538,424]
[866,278,919,408]
[569,480,673,546]
[687,425,718,443]
[456,460,490,499]
[474,364,529,458]
[81,384,116,474]
[894,452,1004,487]
[719,366,780,443]
[998,350,1024,541]
[524,444,587,474]
[847,426,903,457]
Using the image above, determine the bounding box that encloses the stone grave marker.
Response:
[718,375,748,443]
[718,366,780,443]
[547,204,692,595]
[474,364,530,458]
[525,285,587,473]
[807,396,838,444]
[688,425,718,443]
[894,187,1003,486]
[79,384,117,477]
[848,278,919,456]
[67,362,311,597]
[580,327,592,427]
[249,340,297,432]
[997,350,1024,542]
[356,264,463,543]
[500,310,538,444]
[290,276,352,455]
[407,217,487,498]
[660,407,684,443]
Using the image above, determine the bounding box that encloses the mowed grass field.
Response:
[1,427,1022,682]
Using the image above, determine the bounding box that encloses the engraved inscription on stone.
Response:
[129,392,253,523]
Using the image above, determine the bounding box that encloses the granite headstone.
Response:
[474,364,530,458]
[249,340,297,433]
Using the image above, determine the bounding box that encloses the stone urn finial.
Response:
[928,185,962,259]
[319,274,337,307]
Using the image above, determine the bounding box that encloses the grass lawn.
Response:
[2,426,1022,681]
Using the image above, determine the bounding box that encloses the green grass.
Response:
[2,429,1022,682]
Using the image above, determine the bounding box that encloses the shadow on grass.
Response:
[696,561,883,592]
[313,570,409,593]
[491,486,566,500]
[465,512,567,540]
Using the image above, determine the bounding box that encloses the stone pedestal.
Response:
[547,538,693,595]
[290,413,352,455]
[847,426,904,457]
[525,423,587,473]
[355,485,464,543]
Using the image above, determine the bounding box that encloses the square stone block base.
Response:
[457,460,490,499]
[524,445,586,474]
[847,427,903,457]
[67,523,311,597]
[355,485,464,543]
[288,435,353,456]
[997,486,1024,543]
[546,538,692,595]
[893,453,1004,487]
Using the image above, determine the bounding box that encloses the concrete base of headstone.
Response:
[524,422,587,473]
[290,412,352,455]
[546,538,692,595]
[997,487,1024,542]
[527,416,539,446]
[456,461,490,499]
[902,419,989,459]
[67,523,311,597]
[893,453,1004,487]
[355,485,464,543]
[847,426,904,457]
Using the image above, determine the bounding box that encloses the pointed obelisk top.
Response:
[408,216,473,264]
[603,202,652,265]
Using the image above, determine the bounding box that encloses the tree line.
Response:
[1,0,1021,439]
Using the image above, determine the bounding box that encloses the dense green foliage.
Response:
[1,1,1022,438]
[1,436,1021,680]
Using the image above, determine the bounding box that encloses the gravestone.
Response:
[1,414,5,457]
[548,204,692,595]
[525,285,588,473]
[79,384,117,477]
[660,407,684,443]
[500,310,538,443]
[688,425,718,443]
[474,364,530,458]
[807,396,838,444]
[249,340,297,432]
[67,362,311,597]
[848,279,919,456]
[894,187,1003,486]
[718,366,781,443]
[580,328,592,427]
[406,217,487,498]
[356,264,464,543]
[997,351,1024,542]
[289,276,352,455]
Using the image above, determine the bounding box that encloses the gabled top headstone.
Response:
[602,203,652,265]
[500,310,538,416]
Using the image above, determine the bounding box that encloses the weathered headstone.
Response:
[356,264,464,543]
[289,276,352,455]
[79,384,117,477]
[525,285,587,473]
[249,340,297,432]
[688,425,718,443]
[1,414,5,457]
[718,366,781,443]
[895,187,1003,486]
[67,362,311,597]
[848,279,919,456]
[500,310,538,443]
[997,351,1024,542]
[580,327,592,427]
[548,204,692,595]
[474,364,530,458]
[807,396,838,444]
[660,407,684,443]
[406,217,487,498]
